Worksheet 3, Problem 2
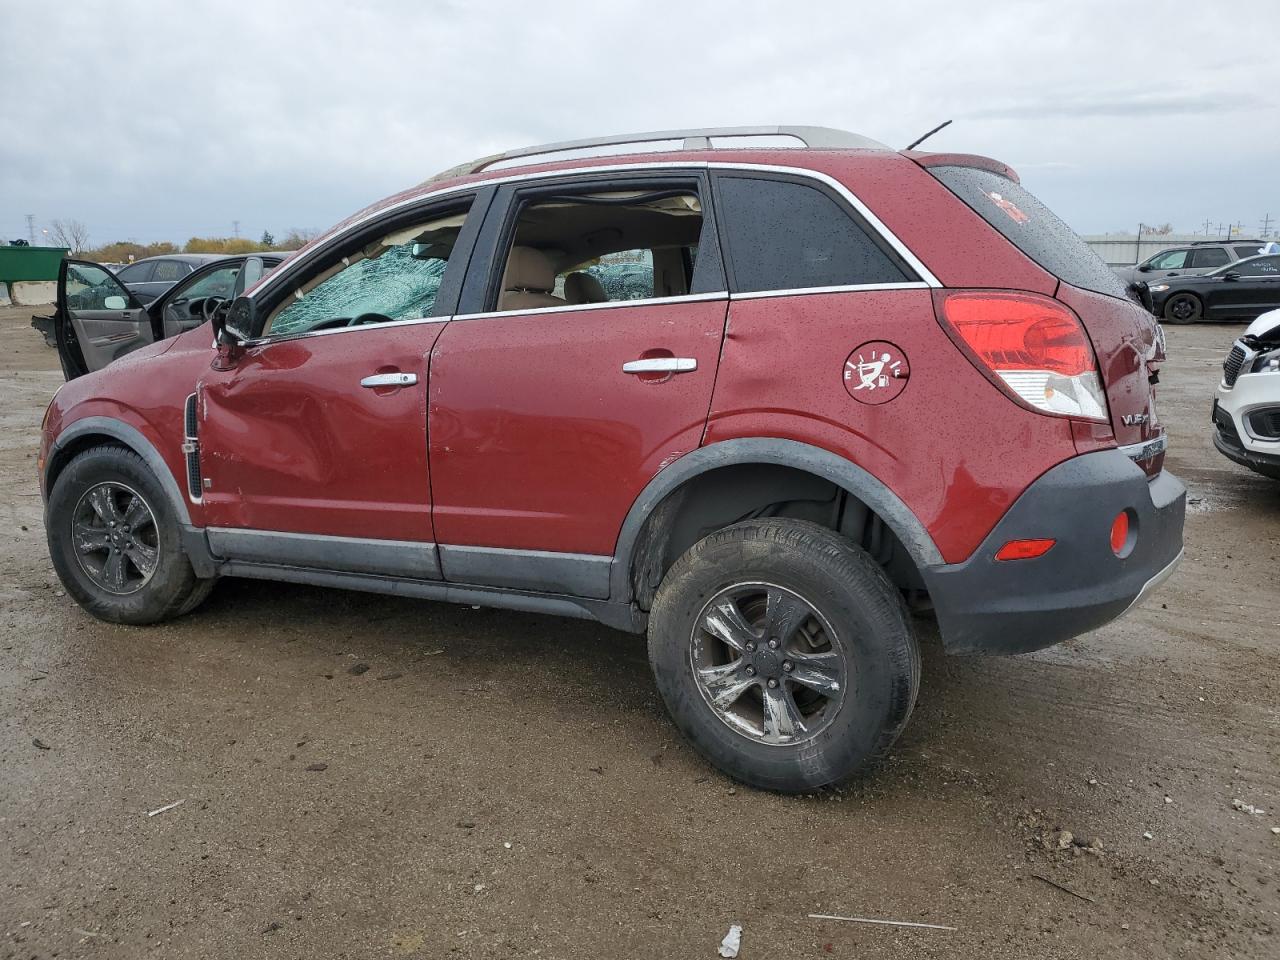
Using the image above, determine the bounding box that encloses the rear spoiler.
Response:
[903,150,1020,183]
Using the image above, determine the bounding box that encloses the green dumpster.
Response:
[0,246,70,284]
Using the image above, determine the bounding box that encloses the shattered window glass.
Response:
[270,248,448,335]
[265,207,470,336]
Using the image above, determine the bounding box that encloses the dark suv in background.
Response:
[1113,240,1267,287]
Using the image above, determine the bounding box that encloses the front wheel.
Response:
[47,446,213,624]
[647,518,919,792]
[1163,293,1202,324]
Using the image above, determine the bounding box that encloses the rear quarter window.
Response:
[929,165,1128,300]
[715,175,911,293]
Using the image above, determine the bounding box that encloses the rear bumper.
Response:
[923,450,1186,655]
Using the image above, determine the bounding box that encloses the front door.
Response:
[192,197,484,577]
[428,173,729,596]
[56,259,152,377]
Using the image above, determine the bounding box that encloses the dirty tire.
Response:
[648,518,919,792]
[1163,292,1202,324]
[46,445,212,625]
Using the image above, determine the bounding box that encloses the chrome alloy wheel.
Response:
[71,482,159,595]
[690,582,848,745]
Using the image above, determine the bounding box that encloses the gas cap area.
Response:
[843,341,910,404]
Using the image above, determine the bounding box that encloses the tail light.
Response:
[936,291,1108,422]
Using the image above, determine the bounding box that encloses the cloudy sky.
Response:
[3,0,1277,247]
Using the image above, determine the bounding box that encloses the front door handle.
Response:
[360,372,418,388]
[622,357,697,375]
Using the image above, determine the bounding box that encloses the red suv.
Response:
[41,126,1185,791]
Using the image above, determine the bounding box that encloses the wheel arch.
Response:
[46,417,191,526]
[611,438,942,608]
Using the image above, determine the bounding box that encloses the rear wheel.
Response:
[1163,293,1202,324]
[647,518,919,792]
[47,446,213,624]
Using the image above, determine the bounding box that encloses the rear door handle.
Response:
[360,372,418,388]
[622,358,697,374]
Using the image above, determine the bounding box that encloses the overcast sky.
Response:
[3,0,1277,247]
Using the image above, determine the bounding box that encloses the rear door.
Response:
[428,171,728,595]
[1218,255,1280,317]
[56,259,152,378]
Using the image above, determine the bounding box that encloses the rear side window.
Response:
[1190,248,1229,268]
[152,260,189,282]
[715,176,910,293]
[1234,255,1280,277]
[1233,244,1264,260]
[116,261,153,283]
[930,165,1128,299]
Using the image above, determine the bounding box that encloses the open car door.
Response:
[56,259,152,380]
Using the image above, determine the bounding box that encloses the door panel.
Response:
[58,259,152,372]
[428,298,728,556]
[196,322,445,542]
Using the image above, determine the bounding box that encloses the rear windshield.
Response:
[929,165,1128,300]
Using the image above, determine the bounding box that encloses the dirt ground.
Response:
[1,304,1276,960]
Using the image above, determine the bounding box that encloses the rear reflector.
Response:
[936,290,1108,422]
[1110,511,1131,556]
[995,538,1056,561]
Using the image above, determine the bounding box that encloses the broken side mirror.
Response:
[211,296,253,370]
[223,296,254,341]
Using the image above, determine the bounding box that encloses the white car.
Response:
[1214,308,1280,479]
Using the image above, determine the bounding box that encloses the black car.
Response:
[1145,253,1280,324]
[54,253,286,379]
[113,254,228,304]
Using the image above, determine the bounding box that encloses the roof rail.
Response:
[426,125,890,183]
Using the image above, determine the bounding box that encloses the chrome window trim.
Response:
[452,291,727,323]
[247,161,942,306]
[237,314,448,349]
[709,162,941,287]
[729,281,932,301]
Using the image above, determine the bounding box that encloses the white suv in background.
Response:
[1214,308,1280,480]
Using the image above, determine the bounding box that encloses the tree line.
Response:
[46,220,318,262]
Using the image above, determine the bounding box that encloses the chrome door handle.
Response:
[622,357,697,374]
[360,372,418,388]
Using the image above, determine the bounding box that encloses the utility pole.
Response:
[1233,221,1247,238]
[1202,218,1213,236]
[232,220,240,239]
[1261,213,1274,238]
[25,214,35,244]
[1217,223,1226,238]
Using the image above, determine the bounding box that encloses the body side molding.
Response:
[437,544,611,599]
[219,561,641,632]
[206,527,442,580]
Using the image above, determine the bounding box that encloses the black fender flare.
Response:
[609,437,943,603]
[48,416,192,526]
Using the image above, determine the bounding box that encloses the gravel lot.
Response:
[1,304,1276,959]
